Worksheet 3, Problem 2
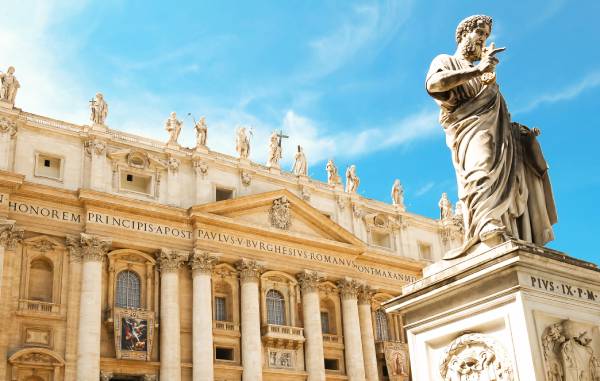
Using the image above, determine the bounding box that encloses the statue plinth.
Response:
[195,145,209,154]
[0,100,14,109]
[90,122,108,132]
[268,166,280,175]
[384,240,600,380]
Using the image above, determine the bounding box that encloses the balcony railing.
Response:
[261,324,305,349]
[213,320,239,333]
[322,333,343,344]
[18,299,60,314]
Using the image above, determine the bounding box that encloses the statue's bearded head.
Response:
[7,66,15,74]
[455,15,493,62]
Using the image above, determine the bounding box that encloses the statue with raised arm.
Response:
[194,116,207,148]
[326,159,341,185]
[291,145,307,176]
[266,131,282,169]
[391,179,404,207]
[165,112,182,146]
[0,66,20,105]
[90,93,108,125]
[426,15,557,259]
[345,165,360,194]
[236,126,251,159]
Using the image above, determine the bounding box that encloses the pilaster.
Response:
[0,116,17,171]
[64,235,83,380]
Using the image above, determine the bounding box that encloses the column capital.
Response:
[65,234,83,262]
[157,248,189,273]
[189,249,217,275]
[80,233,111,262]
[337,278,360,300]
[235,258,264,283]
[357,285,374,305]
[0,218,23,250]
[296,270,324,293]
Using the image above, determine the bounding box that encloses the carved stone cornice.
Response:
[157,248,189,273]
[80,233,111,262]
[236,259,264,283]
[0,116,17,138]
[27,238,57,253]
[0,219,23,250]
[296,270,324,293]
[337,278,360,300]
[65,235,83,262]
[189,249,217,275]
[357,285,374,305]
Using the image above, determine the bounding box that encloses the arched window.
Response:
[266,290,286,325]
[375,309,390,341]
[116,270,141,309]
[28,258,53,302]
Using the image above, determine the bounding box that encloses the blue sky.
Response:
[2,1,599,264]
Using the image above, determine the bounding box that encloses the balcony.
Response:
[322,333,343,345]
[375,339,405,354]
[213,320,240,337]
[261,324,305,349]
[18,299,60,317]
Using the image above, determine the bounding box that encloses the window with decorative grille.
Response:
[215,296,227,321]
[116,270,141,309]
[375,309,390,341]
[266,290,286,325]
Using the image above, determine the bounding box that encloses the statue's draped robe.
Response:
[427,54,557,258]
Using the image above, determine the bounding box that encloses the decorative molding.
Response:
[166,155,180,173]
[296,271,323,293]
[0,116,17,138]
[157,248,189,272]
[240,169,252,187]
[337,278,360,300]
[236,259,264,283]
[358,285,374,305]
[269,196,291,230]
[79,233,111,262]
[65,235,83,262]
[439,333,513,381]
[0,219,23,249]
[100,371,113,381]
[189,249,217,274]
[193,159,208,178]
[301,186,311,201]
[84,139,106,156]
[336,195,346,210]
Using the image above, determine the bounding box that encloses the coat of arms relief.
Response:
[269,196,291,230]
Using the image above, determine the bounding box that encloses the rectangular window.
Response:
[34,153,63,181]
[372,231,391,248]
[215,347,234,361]
[120,172,152,195]
[324,358,339,370]
[215,297,227,321]
[215,187,234,201]
[320,311,330,334]
[419,242,432,261]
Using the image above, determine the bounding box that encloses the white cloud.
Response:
[415,181,434,197]
[516,70,600,114]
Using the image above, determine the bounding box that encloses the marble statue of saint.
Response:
[236,126,251,159]
[439,192,453,220]
[326,159,341,185]
[391,179,404,207]
[194,116,207,147]
[90,93,108,125]
[345,165,360,193]
[266,131,282,168]
[426,15,557,259]
[165,112,182,145]
[291,145,307,176]
[0,66,20,105]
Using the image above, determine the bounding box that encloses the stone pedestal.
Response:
[384,240,600,381]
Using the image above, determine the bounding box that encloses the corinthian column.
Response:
[189,250,217,381]
[338,279,366,381]
[158,249,188,381]
[358,286,379,381]
[76,233,111,381]
[0,219,23,300]
[297,270,326,381]
[236,259,264,381]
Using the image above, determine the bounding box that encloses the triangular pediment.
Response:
[191,189,365,249]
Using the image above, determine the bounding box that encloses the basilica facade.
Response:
[0,94,462,381]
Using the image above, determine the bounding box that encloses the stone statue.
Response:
[542,320,600,381]
[89,93,108,125]
[345,165,360,193]
[165,112,182,146]
[291,145,307,176]
[439,192,453,221]
[391,179,404,207]
[426,15,557,259]
[266,131,282,169]
[0,66,20,105]
[326,159,341,185]
[236,126,251,159]
[194,116,207,148]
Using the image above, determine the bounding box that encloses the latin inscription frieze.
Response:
[197,227,417,283]
[529,275,599,304]
[86,211,193,240]
[9,200,81,223]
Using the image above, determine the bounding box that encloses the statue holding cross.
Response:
[266,129,288,169]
